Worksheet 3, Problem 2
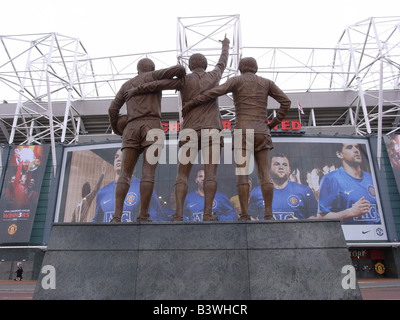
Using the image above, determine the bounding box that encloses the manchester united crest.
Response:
[287,195,300,208]
[125,192,138,206]
[7,224,18,235]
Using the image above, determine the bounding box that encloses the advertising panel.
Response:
[0,146,3,180]
[384,134,400,192]
[55,143,166,223]
[0,145,50,243]
[55,136,387,241]
[269,137,386,241]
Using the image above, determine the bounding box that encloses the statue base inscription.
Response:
[33,220,362,300]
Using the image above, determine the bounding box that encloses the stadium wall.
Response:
[0,135,399,280]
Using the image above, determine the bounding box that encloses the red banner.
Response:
[161,120,302,133]
[0,145,49,243]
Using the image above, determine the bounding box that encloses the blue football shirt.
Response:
[183,190,237,221]
[318,167,380,224]
[92,176,164,222]
[249,181,318,220]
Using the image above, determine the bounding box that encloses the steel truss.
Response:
[335,16,400,140]
[0,33,92,145]
[1,15,399,152]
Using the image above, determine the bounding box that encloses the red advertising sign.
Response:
[0,145,49,243]
[161,120,302,133]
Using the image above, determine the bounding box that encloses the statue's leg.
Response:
[236,174,251,221]
[137,146,157,222]
[174,162,193,221]
[201,132,222,221]
[174,135,198,221]
[260,182,274,220]
[234,134,252,221]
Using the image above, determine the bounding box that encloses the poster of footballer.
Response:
[55,136,387,241]
[384,134,400,192]
[0,145,49,243]
[268,137,386,241]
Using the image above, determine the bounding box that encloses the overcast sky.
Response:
[2,0,399,57]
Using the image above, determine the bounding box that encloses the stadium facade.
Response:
[0,15,399,281]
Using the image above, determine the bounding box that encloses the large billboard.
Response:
[0,145,50,243]
[55,136,387,241]
[0,146,3,180]
[384,134,400,192]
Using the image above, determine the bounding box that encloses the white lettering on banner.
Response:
[41,265,56,289]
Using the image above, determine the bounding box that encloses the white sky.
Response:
[2,0,399,57]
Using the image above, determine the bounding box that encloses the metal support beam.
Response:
[0,16,399,146]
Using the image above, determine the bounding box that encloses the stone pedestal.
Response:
[33,220,362,300]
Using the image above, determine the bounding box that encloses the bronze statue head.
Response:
[189,53,207,71]
[137,58,155,73]
[239,57,258,74]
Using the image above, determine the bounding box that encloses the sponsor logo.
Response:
[376,228,384,236]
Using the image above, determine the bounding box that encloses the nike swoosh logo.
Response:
[362,230,371,234]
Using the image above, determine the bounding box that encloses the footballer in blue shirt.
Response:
[183,169,237,221]
[92,149,165,222]
[92,176,165,222]
[318,143,380,225]
[249,153,318,220]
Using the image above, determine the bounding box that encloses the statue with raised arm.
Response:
[184,57,291,220]
[124,37,231,221]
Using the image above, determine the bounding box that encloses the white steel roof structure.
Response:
[0,15,399,162]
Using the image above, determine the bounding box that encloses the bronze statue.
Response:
[124,37,230,221]
[184,57,291,220]
[108,58,185,222]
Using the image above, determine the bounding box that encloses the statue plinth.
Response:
[33,220,362,300]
